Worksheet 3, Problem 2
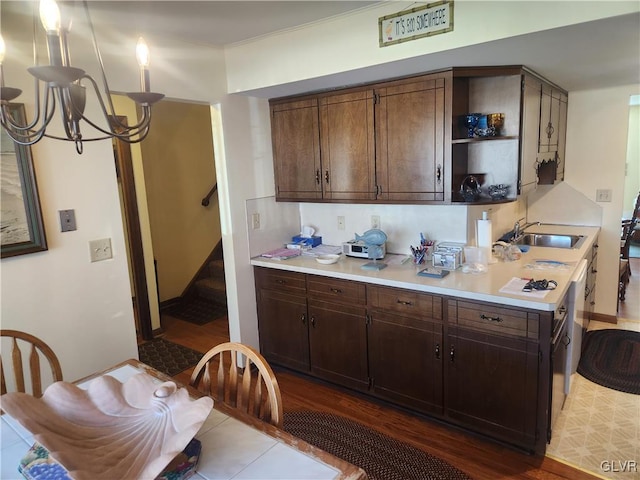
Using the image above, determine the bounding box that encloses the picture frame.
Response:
[1,103,48,258]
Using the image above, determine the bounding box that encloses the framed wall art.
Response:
[1,103,48,258]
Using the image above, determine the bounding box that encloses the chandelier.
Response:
[0,0,164,154]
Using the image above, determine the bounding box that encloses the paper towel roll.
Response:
[476,212,493,263]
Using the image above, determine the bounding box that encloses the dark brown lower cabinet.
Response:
[308,298,368,390]
[446,326,540,448]
[254,267,553,454]
[368,311,443,415]
[256,288,310,372]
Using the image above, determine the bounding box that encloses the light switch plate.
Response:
[596,189,612,202]
[89,238,112,262]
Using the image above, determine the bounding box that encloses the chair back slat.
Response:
[189,342,283,427]
[29,345,43,398]
[11,338,26,393]
[1,360,6,395]
[1,330,63,398]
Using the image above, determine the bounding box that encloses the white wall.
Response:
[0,3,227,382]
[564,84,640,315]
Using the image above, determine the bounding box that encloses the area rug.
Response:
[577,329,640,395]
[138,338,203,377]
[283,411,472,480]
[163,298,227,325]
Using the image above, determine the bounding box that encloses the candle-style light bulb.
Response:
[40,0,63,66]
[136,37,150,92]
[40,0,61,32]
[0,34,6,64]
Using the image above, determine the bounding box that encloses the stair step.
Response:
[206,259,225,280]
[195,277,227,305]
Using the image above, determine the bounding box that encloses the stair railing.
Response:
[201,183,218,207]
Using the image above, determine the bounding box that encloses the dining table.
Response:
[0,359,367,480]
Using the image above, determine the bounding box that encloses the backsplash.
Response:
[246,196,528,258]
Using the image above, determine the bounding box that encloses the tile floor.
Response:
[546,265,640,480]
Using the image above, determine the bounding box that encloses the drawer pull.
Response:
[435,343,440,359]
[450,345,455,362]
[311,316,316,327]
[276,279,286,285]
[480,314,503,323]
[330,288,343,294]
[301,314,306,325]
[396,299,413,306]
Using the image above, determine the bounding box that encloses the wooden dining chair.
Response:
[1,330,63,398]
[189,342,283,427]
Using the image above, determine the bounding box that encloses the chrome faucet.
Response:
[513,218,541,241]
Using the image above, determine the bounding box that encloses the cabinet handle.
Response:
[591,268,598,274]
[562,334,571,347]
[480,314,503,323]
[396,299,413,306]
[310,316,316,327]
[330,288,342,294]
[450,345,455,362]
[435,343,440,359]
[301,314,306,325]
[324,170,329,184]
[436,164,442,184]
[315,169,320,185]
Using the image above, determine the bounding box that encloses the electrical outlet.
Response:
[596,189,612,202]
[252,213,261,229]
[89,238,112,262]
[371,215,380,229]
[337,216,345,230]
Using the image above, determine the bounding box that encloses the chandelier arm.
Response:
[76,74,152,136]
[0,87,57,143]
[82,0,120,121]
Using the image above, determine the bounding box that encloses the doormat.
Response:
[283,411,472,480]
[577,329,640,395]
[163,298,227,325]
[138,338,203,377]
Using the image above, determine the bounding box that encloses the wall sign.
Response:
[379,1,454,47]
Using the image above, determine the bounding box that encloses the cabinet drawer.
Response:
[254,267,306,295]
[307,275,366,305]
[448,300,539,339]
[368,285,443,321]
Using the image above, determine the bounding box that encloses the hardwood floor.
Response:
[160,314,600,480]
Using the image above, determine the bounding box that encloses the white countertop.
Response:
[251,224,600,312]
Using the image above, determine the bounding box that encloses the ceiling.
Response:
[4,1,639,95]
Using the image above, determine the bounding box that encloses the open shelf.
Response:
[452,135,519,144]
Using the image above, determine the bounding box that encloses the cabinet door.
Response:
[376,77,446,201]
[319,90,376,201]
[256,289,310,372]
[446,327,540,449]
[539,85,561,153]
[308,298,369,390]
[270,98,322,201]
[369,312,443,415]
[556,94,568,181]
[520,75,542,194]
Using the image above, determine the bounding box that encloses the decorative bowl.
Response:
[316,254,340,265]
[488,184,509,200]
[464,113,481,138]
[0,373,213,480]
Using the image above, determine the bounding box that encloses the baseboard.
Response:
[159,297,182,311]
[591,312,617,324]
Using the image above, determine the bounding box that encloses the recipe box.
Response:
[432,242,465,270]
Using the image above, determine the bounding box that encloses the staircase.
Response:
[192,257,227,308]
[161,245,227,324]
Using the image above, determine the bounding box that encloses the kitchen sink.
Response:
[514,233,586,249]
